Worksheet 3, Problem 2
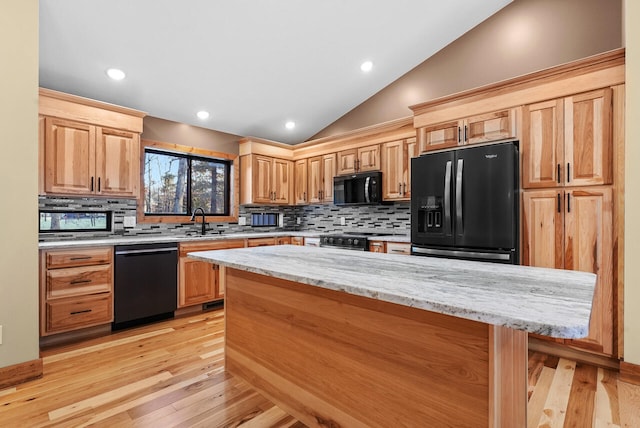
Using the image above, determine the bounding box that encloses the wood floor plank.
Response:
[564,362,598,427]
[617,379,640,428]
[528,366,555,428]
[536,358,577,427]
[2,309,639,427]
[594,368,621,427]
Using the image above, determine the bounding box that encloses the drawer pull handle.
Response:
[70,256,92,260]
[390,249,406,253]
[70,279,92,285]
[70,309,92,315]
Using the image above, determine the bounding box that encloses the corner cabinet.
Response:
[417,109,517,153]
[240,154,293,205]
[40,247,114,336]
[381,137,417,201]
[522,187,613,355]
[178,239,245,307]
[39,88,145,198]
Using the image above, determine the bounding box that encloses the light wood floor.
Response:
[0,309,638,427]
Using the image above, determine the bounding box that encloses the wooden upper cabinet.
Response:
[522,89,612,189]
[564,89,612,187]
[242,154,292,205]
[381,138,416,201]
[95,127,139,197]
[294,159,308,205]
[418,121,459,153]
[272,157,292,204]
[522,99,564,188]
[418,109,516,154]
[337,144,380,175]
[308,153,336,204]
[43,118,139,197]
[44,118,96,195]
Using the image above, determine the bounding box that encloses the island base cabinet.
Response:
[224,268,527,427]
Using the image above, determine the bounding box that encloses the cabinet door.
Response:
[308,156,323,203]
[522,99,564,189]
[357,144,380,172]
[369,241,385,253]
[272,158,292,204]
[381,140,404,200]
[179,257,217,307]
[564,89,612,187]
[294,159,308,205]
[44,118,96,194]
[337,149,357,175]
[465,109,514,145]
[522,190,564,269]
[252,155,273,204]
[405,138,418,199]
[564,187,613,355]
[95,127,139,197]
[418,120,460,153]
[321,153,337,203]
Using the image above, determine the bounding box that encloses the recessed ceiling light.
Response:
[196,111,210,120]
[106,68,126,81]
[360,61,373,73]
[285,121,296,130]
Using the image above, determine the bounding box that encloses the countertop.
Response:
[38,231,410,249]
[188,245,596,339]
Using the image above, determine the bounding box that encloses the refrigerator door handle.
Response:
[444,160,452,231]
[456,158,464,233]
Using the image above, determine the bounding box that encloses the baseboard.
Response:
[528,337,620,370]
[0,358,43,389]
[620,361,640,385]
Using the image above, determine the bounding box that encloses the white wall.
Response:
[624,0,640,365]
[0,0,39,368]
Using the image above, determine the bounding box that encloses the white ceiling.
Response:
[39,0,511,144]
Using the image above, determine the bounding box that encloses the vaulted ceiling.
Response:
[39,0,512,144]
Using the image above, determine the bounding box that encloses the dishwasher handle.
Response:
[115,247,177,256]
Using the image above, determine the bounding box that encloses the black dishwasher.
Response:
[113,242,178,330]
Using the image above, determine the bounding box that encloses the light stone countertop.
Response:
[38,231,323,249]
[188,245,596,339]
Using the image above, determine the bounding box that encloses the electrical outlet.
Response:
[296,217,301,225]
[238,217,247,226]
[278,213,284,227]
[123,216,136,228]
[340,217,346,226]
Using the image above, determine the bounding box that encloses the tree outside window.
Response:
[143,149,230,216]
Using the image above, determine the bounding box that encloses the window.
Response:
[39,211,112,232]
[143,149,231,216]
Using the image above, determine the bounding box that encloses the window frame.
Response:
[138,139,239,224]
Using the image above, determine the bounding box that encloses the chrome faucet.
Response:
[190,207,207,235]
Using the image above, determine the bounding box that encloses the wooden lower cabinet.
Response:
[40,246,114,336]
[247,237,277,247]
[178,239,245,307]
[291,236,304,246]
[523,186,613,355]
[275,236,291,245]
[369,241,385,253]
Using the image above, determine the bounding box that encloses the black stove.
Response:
[320,232,394,251]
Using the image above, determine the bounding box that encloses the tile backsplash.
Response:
[38,196,411,241]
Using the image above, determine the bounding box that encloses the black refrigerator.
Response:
[411,141,519,264]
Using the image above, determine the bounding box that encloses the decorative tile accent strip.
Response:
[38,196,411,241]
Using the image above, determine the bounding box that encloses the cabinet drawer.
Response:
[179,239,245,257]
[46,264,112,299]
[46,294,113,333]
[46,247,112,268]
[386,242,411,255]
[247,237,276,247]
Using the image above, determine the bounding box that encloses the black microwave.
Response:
[333,171,383,205]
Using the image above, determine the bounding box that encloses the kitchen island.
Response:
[189,245,597,427]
